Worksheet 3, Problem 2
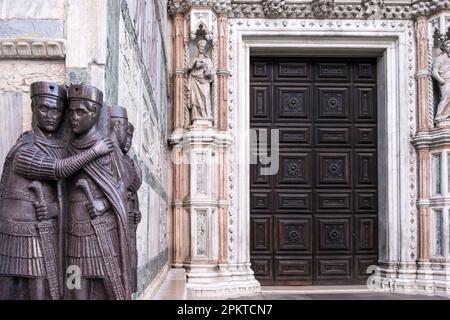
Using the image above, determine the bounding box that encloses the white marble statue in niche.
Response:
[186,39,214,127]
[432,40,450,122]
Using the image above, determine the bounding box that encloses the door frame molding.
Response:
[227,19,417,280]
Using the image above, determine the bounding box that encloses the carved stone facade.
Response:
[311,0,336,19]
[3,0,450,300]
[167,0,412,19]
[167,1,450,299]
[262,0,289,18]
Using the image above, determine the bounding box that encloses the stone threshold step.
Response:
[261,285,371,294]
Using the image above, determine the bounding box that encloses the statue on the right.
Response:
[432,39,450,122]
[186,39,214,126]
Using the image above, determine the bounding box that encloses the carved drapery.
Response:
[431,29,450,124]
[186,39,215,126]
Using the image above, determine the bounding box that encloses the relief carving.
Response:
[361,0,384,19]
[262,0,288,18]
[311,0,335,19]
[196,209,208,256]
[412,1,450,18]
[168,0,412,20]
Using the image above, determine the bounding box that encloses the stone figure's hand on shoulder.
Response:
[129,209,142,225]
[93,138,115,157]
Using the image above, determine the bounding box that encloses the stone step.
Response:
[151,268,187,300]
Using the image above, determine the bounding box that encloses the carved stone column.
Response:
[217,14,229,266]
[418,148,430,261]
[217,14,228,131]
[173,14,186,131]
[172,13,189,267]
[415,16,431,268]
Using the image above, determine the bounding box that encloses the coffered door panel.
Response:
[250,58,378,285]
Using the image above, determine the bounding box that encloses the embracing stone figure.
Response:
[433,40,450,122]
[109,106,142,294]
[65,85,133,300]
[0,82,114,300]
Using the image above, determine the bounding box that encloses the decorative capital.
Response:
[168,0,232,17]
[168,0,190,16]
[412,0,450,19]
[432,27,450,50]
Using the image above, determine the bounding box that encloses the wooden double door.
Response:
[250,58,378,285]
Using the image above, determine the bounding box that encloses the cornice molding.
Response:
[168,0,414,20]
[0,39,65,59]
[169,1,450,20]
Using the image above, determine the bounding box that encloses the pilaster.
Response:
[169,2,259,299]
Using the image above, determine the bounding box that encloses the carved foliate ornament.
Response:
[169,0,413,20]
[362,0,384,19]
[412,0,450,18]
[311,0,336,19]
[168,0,190,15]
[168,0,231,16]
[262,0,288,18]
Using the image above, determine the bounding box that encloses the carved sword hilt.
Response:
[28,181,47,221]
[76,179,100,219]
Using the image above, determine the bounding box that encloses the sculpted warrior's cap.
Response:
[68,84,103,105]
[110,105,128,119]
[30,81,67,101]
